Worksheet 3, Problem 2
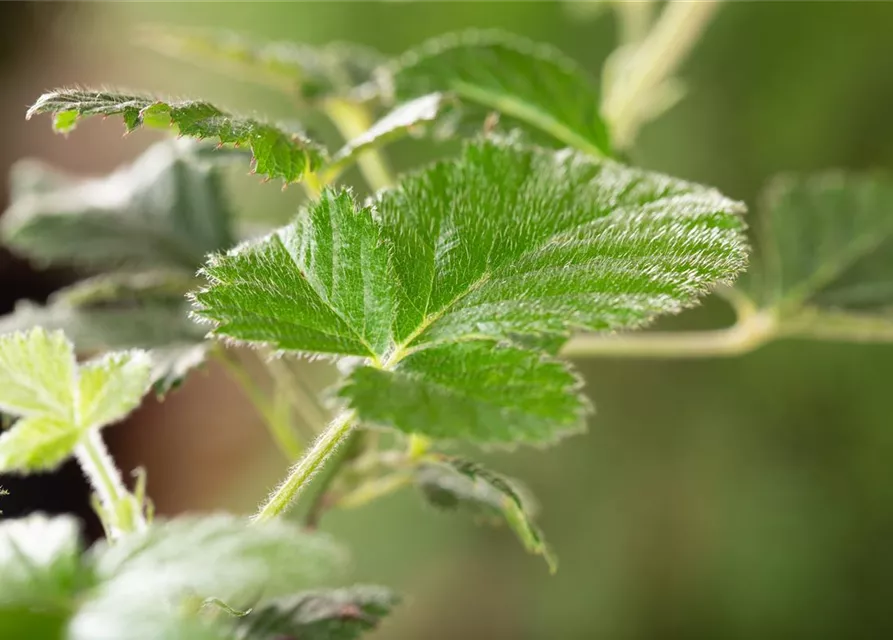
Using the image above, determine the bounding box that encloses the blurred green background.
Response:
[2,2,893,639]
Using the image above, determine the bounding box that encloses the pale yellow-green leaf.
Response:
[0,415,80,473]
[0,328,75,420]
[77,352,152,431]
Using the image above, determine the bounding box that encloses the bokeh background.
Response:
[2,2,893,639]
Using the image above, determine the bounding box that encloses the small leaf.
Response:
[235,585,399,640]
[0,415,82,472]
[2,141,237,271]
[26,90,326,184]
[0,329,151,472]
[384,30,611,156]
[743,173,893,315]
[77,351,152,431]
[325,93,452,179]
[339,341,586,445]
[88,514,347,611]
[0,327,76,419]
[194,138,746,445]
[416,457,556,572]
[141,26,385,100]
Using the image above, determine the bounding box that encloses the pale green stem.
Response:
[603,0,721,147]
[214,348,305,461]
[74,429,146,539]
[561,310,777,359]
[335,472,414,510]
[322,98,395,192]
[613,0,657,44]
[252,408,357,523]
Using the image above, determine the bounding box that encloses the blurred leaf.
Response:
[744,173,893,315]
[325,93,453,178]
[87,514,347,613]
[26,90,326,184]
[235,585,399,640]
[0,329,150,473]
[3,141,237,271]
[385,30,611,156]
[0,274,205,396]
[417,456,556,572]
[194,138,746,445]
[140,26,384,101]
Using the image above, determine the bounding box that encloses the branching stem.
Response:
[322,98,395,192]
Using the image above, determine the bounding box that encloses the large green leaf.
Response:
[234,585,399,640]
[26,90,325,184]
[744,173,893,314]
[416,456,556,571]
[194,138,746,445]
[0,329,151,473]
[0,274,207,395]
[2,141,236,271]
[384,30,611,157]
[141,26,384,100]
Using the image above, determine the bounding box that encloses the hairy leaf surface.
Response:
[3,142,236,271]
[26,90,325,184]
[384,30,611,156]
[417,456,555,571]
[141,26,384,100]
[235,585,399,640]
[0,329,150,472]
[194,138,746,444]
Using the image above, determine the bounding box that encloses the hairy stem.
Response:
[561,311,777,359]
[74,430,146,539]
[603,0,720,147]
[214,348,305,461]
[322,98,395,191]
[303,429,365,529]
[252,409,357,523]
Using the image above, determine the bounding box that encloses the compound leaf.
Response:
[141,26,384,101]
[234,585,399,640]
[0,327,76,419]
[2,141,237,272]
[77,351,153,431]
[0,415,82,472]
[416,456,555,572]
[26,90,325,184]
[384,30,611,157]
[194,138,746,445]
[743,173,893,317]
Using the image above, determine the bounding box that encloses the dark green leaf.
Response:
[26,90,326,184]
[141,26,384,100]
[194,138,746,444]
[384,30,611,156]
[417,456,556,572]
[235,585,399,640]
[3,141,237,271]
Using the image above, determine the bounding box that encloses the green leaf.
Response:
[416,456,556,572]
[77,351,153,431]
[87,514,346,612]
[339,342,586,444]
[743,173,893,316]
[0,415,82,472]
[194,138,746,444]
[2,142,236,272]
[234,585,399,640]
[0,329,151,472]
[0,327,76,419]
[141,26,385,100]
[384,30,611,157]
[0,274,208,395]
[26,90,326,184]
[325,93,453,179]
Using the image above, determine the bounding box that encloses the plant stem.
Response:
[603,0,720,147]
[322,98,395,191]
[561,310,777,359]
[252,408,357,524]
[214,348,305,461]
[302,429,365,529]
[74,429,146,539]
